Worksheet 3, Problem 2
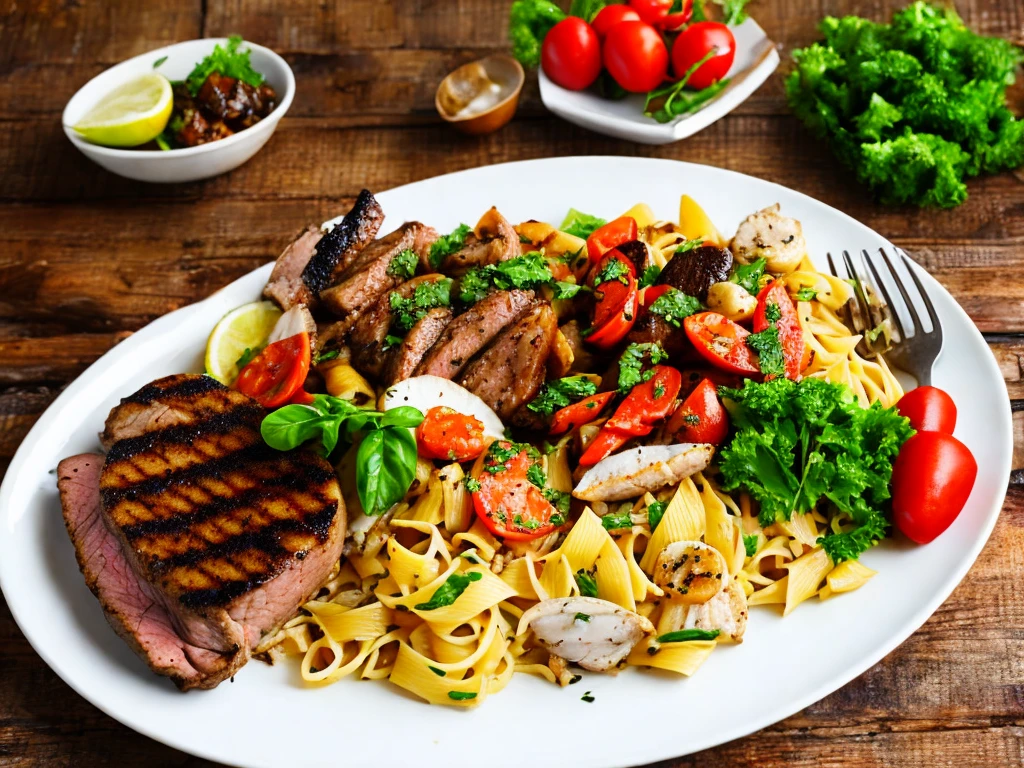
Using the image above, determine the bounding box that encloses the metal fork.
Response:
[825,247,944,385]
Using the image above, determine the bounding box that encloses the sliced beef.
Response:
[301,189,384,297]
[62,374,346,691]
[429,207,521,275]
[415,289,535,380]
[617,240,654,276]
[626,312,688,358]
[559,319,599,375]
[657,245,733,301]
[385,307,453,386]
[459,303,558,421]
[320,222,438,319]
[348,274,449,379]
[263,225,323,310]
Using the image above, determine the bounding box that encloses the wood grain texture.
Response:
[1,0,1022,765]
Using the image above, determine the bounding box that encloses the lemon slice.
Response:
[205,301,282,385]
[73,73,174,147]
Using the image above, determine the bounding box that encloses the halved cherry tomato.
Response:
[586,254,639,349]
[605,365,682,435]
[416,406,486,461]
[587,217,638,263]
[236,332,311,408]
[579,424,651,466]
[592,4,641,38]
[472,443,561,541]
[683,312,760,376]
[665,377,728,445]
[640,283,672,308]
[896,386,957,434]
[550,392,616,435]
[753,280,805,380]
[892,431,977,544]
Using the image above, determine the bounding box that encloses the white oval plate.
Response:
[0,157,1010,768]
[540,19,780,144]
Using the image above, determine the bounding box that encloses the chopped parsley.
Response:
[389,278,452,332]
[639,265,661,288]
[796,287,818,302]
[594,258,630,286]
[674,238,703,255]
[730,257,767,296]
[553,280,588,299]
[235,346,259,370]
[559,208,607,239]
[513,514,541,531]
[458,252,557,304]
[382,334,403,352]
[448,691,478,701]
[743,533,759,557]
[616,342,668,394]
[428,224,472,269]
[575,568,598,597]
[413,571,482,611]
[526,463,547,489]
[314,348,339,364]
[527,376,598,415]
[746,327,786,378]
[648,287,703,328]
[581,691,596,703]
[574,612,591,623]
[653,383,666,399]
[428,665,446,677]
[387,248,418,279]
[484,440,528,473]
[184,35,264,96]
[543,487,571,521]
[656,629,721,643]
[647,500,666,531]
[683,413,701,426]
[464,476,481,493]
[152,55,168,68]
[601,511,633,531]
[764,301,782,324]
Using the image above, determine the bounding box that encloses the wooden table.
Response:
[2,1,1022,765]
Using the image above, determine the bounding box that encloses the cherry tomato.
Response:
[665,378,729,445]
[671,21,735,90]
[683,312,760,376]
[892,431,977,544]
[416,406,486,461]
[896,386,957,434]
[541,17,602,91]
[752,280,805,380]
[236,332,311,408]
[592,4,642,38]
[640,283,672,308]
[605,365,682,435]
[603,20,670,93]
[579,424,651,466]
[587,217,639,263]
[629,0,692,30]
[550,392,616,435]
[472,443,561,541]
[587,255,639,349]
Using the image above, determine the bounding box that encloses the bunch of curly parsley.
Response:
[786,2,1024,208]
[717,378,914,562]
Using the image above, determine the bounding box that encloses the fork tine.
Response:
[840,250,870,333]
[879,247,922,336]
[899,250,942,340]
[863,249,907,343]
[826,251,840,278]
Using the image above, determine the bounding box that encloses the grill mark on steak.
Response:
[123,374,224,405]
[301,189,384,296]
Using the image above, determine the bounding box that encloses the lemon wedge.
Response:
[205,301,282,385]
[73,73,174,147]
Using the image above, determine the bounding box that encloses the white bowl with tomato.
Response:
[526,1,779,144]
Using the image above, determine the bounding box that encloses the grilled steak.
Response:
[264,225,322,310]
[459,302,557,420]
[626,312,688,358]
[385,307,452,386]
[348,274,450,379]
[428,207,521,275]
[657,244,733,301]
[320,222,438,319]
[60,374,345,691]
[301,189,385,298]
[415,289,535,379]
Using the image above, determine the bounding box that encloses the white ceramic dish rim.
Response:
[61,38,296,160]
[0,157,1011,768]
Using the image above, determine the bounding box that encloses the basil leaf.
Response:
[415,571,483,610]
[356,425,419,516]
[261,404,338,456]
[380,406,425,429]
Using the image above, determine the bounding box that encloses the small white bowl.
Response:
[539,17,779,145]
[62,38,295,183]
